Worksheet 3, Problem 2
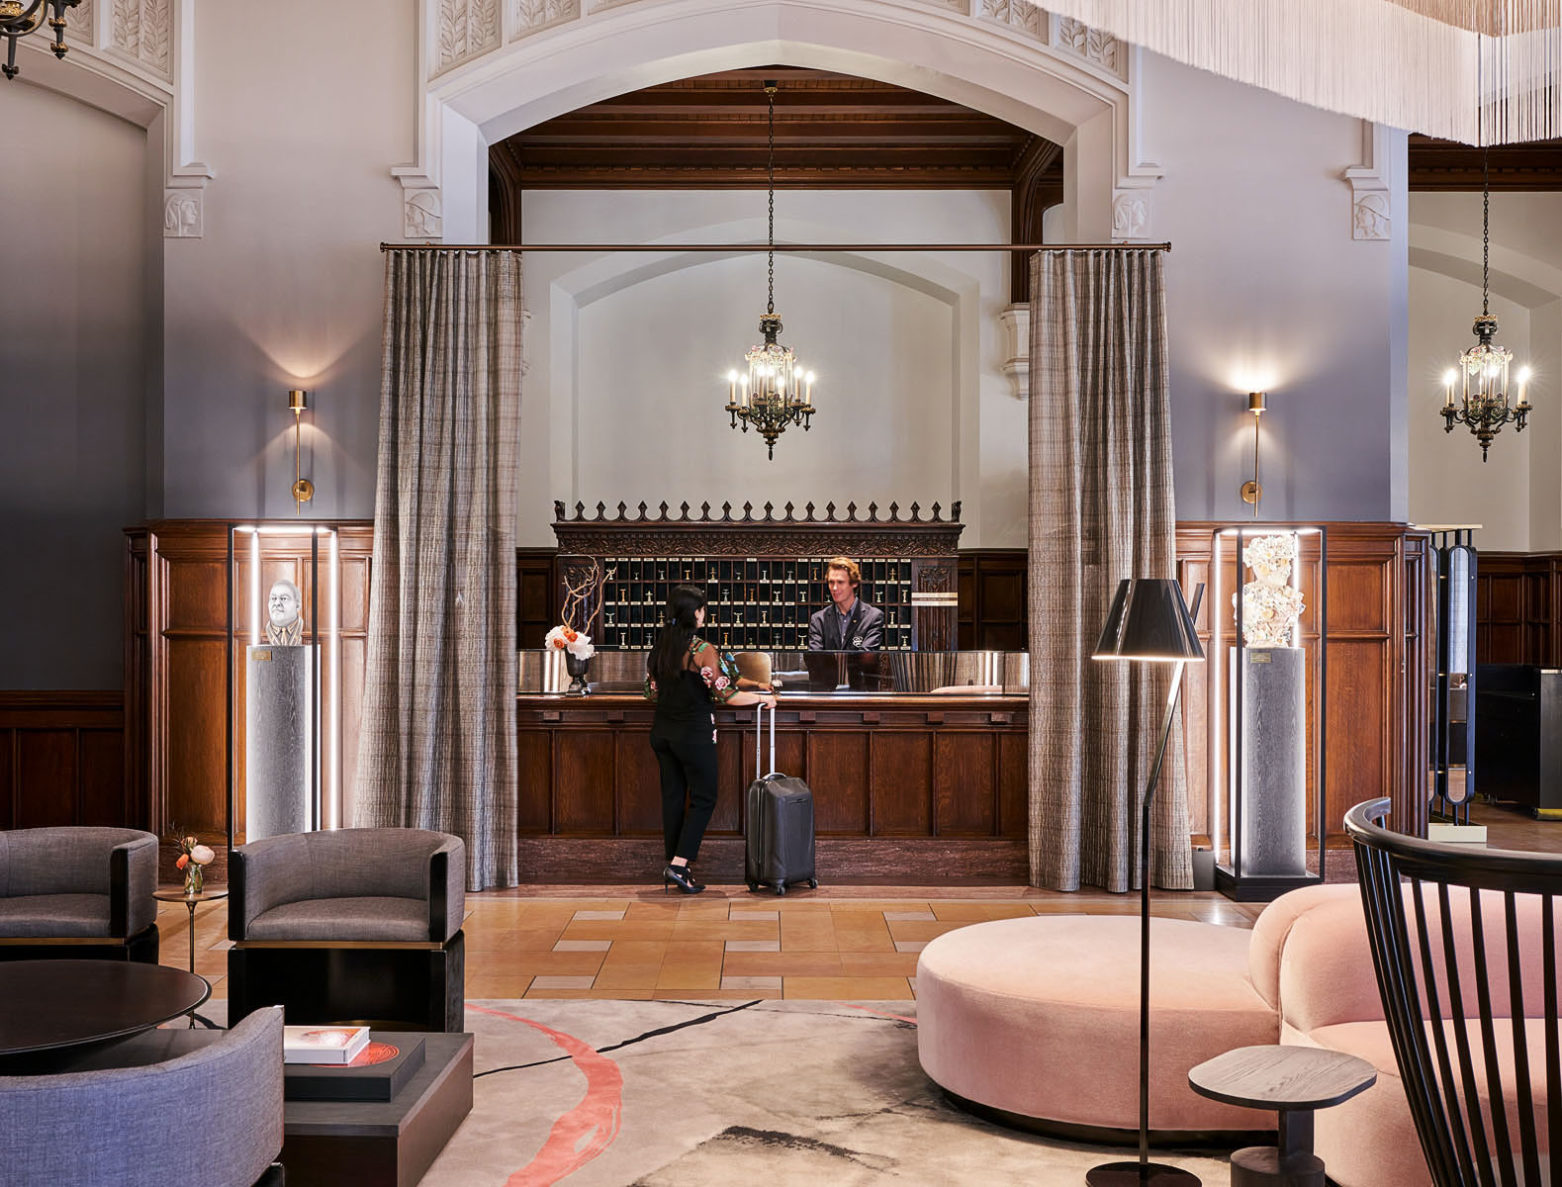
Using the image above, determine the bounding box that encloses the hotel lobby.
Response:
[4,1,1562,1184]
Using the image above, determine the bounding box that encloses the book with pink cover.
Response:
[282,1025,371,1065]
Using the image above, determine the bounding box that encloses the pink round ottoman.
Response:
[916,914,1277,1138]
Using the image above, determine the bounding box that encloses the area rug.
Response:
[420,999,1235,1186]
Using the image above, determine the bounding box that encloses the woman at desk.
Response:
[644,585,776,894]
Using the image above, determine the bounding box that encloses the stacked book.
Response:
[282,1025,371,1065]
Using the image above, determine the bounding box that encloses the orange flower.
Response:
[176,854,189,870]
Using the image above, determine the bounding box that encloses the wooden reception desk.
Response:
[515,690,1029,884]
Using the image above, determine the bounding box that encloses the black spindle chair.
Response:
[1346,797,1562,1187]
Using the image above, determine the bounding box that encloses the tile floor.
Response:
[158,885,1266,1003]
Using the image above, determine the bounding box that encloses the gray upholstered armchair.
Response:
[0,827,160,962]
[0,1006,285,1187]
[228,827,466,1032]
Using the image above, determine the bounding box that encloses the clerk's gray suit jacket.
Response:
[807,600,884,651]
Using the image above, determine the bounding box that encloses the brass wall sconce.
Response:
[288,389,314,514]
[1239,391,1266,516]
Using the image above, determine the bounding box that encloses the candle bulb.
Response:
[1443,369,1456,409]
[727,370,737,408]
[1518,366,1532,408]
[805,371,815,406]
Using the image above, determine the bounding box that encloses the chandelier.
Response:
[1440,148,1532,462]
[724,79,815,461]
[1,0,78,81]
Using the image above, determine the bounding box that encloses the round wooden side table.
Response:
[154,887,229,1027]
[1188,1044,1377,1187]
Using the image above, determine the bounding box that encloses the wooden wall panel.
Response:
[934,733,996,836]
[869,733,932,835]
[807,732,870,834]
[554,732,617,833]
[516,731,553,832]
[17,732,74,829]
[124,521,374,880]
[1176,523,1428,843]
[0,693,127,830]
[1478,553,1562,668]
[615,732,662,835]
[998,731,1027,838]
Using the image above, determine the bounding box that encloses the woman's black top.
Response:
[644,636,740,742]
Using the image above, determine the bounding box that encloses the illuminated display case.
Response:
[226,523,347,848]
[1208,525,1328,901]
[1427,527,1478,821]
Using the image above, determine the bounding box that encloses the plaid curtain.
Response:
[1027,248,1192,892]
[353,249,521,891]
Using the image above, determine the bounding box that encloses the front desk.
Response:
[516,650,1030,883]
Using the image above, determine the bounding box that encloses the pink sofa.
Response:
[916,885,1355,1138]
[919,881,1546,1187]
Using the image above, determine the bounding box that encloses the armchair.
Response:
[1346,797,1562,1187]
[0,827,160,962]
[0,1006,285,1187]
[228,828,466,1032]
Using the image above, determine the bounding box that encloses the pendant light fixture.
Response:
[1440,147,1532,462]
[1,0,78,81]
[724,79,815,461]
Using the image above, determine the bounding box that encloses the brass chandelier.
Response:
[1,0,77,80]
[724,80,815,461]
[1440,148,1532,462]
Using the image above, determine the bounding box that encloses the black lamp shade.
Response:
[1093,578,1204,662]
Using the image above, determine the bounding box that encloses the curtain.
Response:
[1025,0,1562,145]
[354,248,521,891]
[1027,248,1192,893]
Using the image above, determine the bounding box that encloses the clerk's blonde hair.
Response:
[825,556,861,587]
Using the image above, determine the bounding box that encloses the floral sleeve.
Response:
[692,642,740,703]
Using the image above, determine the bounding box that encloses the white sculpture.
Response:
[266,578,304,646]
[1235,533,1304,648]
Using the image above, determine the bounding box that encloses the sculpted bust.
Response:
[266,579,304,646]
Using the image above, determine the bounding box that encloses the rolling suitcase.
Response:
[744,702,818,896]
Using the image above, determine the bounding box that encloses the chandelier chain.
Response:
[766,86,776,317]
[1482,146,1490,317]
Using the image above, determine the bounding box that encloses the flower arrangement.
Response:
[175,833,216,896]
[545,623,595,661]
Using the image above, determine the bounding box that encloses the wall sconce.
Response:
[288,389,314,514]
[1239,391,1266,516]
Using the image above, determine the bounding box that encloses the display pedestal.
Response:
[246,644,314,841]
[1219,647,1320,902]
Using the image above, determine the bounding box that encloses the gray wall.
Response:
[0,83,150,689]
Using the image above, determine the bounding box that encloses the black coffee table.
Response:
[0,958,210,1072]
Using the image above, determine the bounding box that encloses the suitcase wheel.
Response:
[808,878,818,889]
[775,884,787,897]
[747,881,759,893]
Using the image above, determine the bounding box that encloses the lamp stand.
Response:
[1087,611,1203,1186]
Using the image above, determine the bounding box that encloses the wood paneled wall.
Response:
[124,521,374,876]
[1175,523,1430,842]
[0,693,128,829]
[1477,552,1562,667]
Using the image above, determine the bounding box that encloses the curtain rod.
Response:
[378,241,1171,253]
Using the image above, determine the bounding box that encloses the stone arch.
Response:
[408,0,1153,243]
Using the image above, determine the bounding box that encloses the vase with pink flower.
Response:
[175,834,216,896]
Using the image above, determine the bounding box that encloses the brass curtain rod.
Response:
[378,241,1171,253]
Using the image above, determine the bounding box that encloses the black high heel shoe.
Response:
[662,863,705,894]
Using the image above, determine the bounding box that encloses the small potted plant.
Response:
[175,833,216,896]
[546,624,596,695]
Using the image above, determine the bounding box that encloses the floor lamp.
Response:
[1086,577,1206,1187]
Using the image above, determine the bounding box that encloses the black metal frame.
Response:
[1429,529,1479,823]
[225,522,339,846]
[1213,525,1328,901]
[1347,797,1562,1186]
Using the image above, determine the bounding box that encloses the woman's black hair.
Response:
[649,583,707,688]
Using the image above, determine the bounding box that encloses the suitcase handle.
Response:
[755,700,776,777]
